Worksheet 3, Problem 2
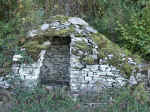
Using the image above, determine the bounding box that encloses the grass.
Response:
[9,85,150,112]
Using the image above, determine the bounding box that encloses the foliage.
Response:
[103,85,150,112]
[0,0,45,75]
[12,86,85,112]
[0,18,22,75]
[87,0,148,36]
[10,85,150,112]
[85,0,150,61]
[116,2,150,60]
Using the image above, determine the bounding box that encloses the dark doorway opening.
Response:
[40,36,71,86]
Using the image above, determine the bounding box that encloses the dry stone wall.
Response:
[71,65,126,93]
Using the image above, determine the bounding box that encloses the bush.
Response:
[86,0,150,60]
[86,0,148,39]
[86,0,134,33]
[116,2,150,60]
[0,0,45,76]
[105,84,150,112]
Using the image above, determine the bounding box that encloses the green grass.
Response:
[10,85,150,112]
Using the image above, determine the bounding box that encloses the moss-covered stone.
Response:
[83,56,95,65]
[74,41,89,51]
[91,33,142,78]
[23,21,75,59]
[121,63,133,78]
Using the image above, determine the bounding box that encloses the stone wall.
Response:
[11,50,46,88]
[70,65,126,93]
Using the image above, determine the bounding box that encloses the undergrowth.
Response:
[10,85,150,112]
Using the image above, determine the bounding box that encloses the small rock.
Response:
[85,26,97,33]
[13,55,23,62]
[42,41,51,47]
[62,22,71,26]
[129,75,137,86]
[75,28,83,34]
[108,54,113,59]
[74,25,80,29]
[68,17,88,26]
[28,30,38,37]
[41,24,49,31]
[50,22,60,28]
[0,78,10,89]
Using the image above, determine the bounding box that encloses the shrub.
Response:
[116,2,150,60]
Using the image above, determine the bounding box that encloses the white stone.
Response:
[72,37,84,42]
[50,22,60,27]
[13,55,23,61]
[74,25,80,28]
[12,50,46,88]
[68,17,88,26]
[75,28,83,34]
[84,77,92,81]
[28,30,38,37]
[0,77,10,88]
[41,24,49,31]
[128,61,136,65]
[42,41,51,47]
[129,75,137,86]
[78,64,127,89]
[88,72,94,76]
[115,77,127,86]
[86,65,99,69]
[128,58,133,61]
[85,26,97,33]
[63,22,71,26]
[108,54,113,59]
[122,58,126,61]
[70,71,80,75]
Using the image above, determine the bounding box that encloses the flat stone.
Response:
[68,17,88,26]
[129,75,137,86]
[0,79,10,88]
[63,22,71,26]
[50,21,60,28]
[13,55,23,61]
[28,30,38,37]
[85,26,97,33]
[41,24,49,31]
[75,28,83,34]
[42,41,51,47]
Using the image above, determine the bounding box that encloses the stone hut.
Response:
[11,15,143,94]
